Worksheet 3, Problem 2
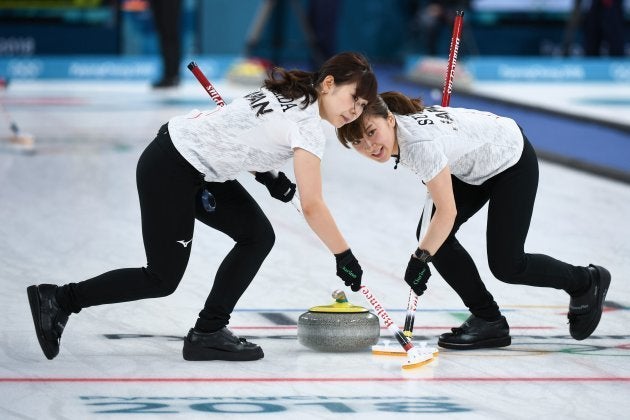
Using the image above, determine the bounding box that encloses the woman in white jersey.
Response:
[337,91,611,350]
[27,52,377,362]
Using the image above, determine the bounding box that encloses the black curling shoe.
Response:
[27,284,70,360]
[182,327,264,361]
[568,264,611,341]
[438,314,511,350]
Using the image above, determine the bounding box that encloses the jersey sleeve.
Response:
[405,140,448,183]
[289,117,326,159]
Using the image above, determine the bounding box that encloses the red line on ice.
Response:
[1,377,629,383]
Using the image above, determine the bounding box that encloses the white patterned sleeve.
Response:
[290,118,326,159]
[405,141,448,183]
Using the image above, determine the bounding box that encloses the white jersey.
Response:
[397,106,524,185]
[167,87,326,182]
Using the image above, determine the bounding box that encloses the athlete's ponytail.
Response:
[264,69,316,108]
[264,51,377,109]
[380,91,424,115]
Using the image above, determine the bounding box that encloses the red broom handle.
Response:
[441,11,464,107]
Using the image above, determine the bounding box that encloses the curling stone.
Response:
[298,290,380,352]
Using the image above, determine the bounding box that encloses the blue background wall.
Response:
[197,0,629,61]
[0,0,628,61]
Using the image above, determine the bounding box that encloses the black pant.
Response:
[150,0,182,79]
[58,125,275,332]
[416,137,590,320]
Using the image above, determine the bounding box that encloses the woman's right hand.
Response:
[334,249,363,291]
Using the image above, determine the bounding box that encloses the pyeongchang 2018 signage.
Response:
[466,58,630,83]
[0,56,236,80]
[0,57,156,80]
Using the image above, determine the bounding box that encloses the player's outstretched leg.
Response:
[182,327,264,361]
[437,314,511,350]
[568,264,611,340]
[27,284,70,360]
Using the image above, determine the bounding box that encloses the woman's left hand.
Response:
[255,171,296,202]
[404,251,432,296]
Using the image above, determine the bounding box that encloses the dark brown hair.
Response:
[264,51,377,109]
[336,91,424,148]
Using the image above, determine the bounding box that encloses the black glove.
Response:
[334,249,363,292]
[255,171,296,202]
[404,248,432,296]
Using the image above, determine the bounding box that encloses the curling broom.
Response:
[371,10,465,358]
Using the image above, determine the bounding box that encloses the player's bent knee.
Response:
[144,267,183,297]
[244,217,275,252]
[261,223,275,249]
[488,261,524,285]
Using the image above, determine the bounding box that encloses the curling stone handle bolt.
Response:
[332,289,348,302]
